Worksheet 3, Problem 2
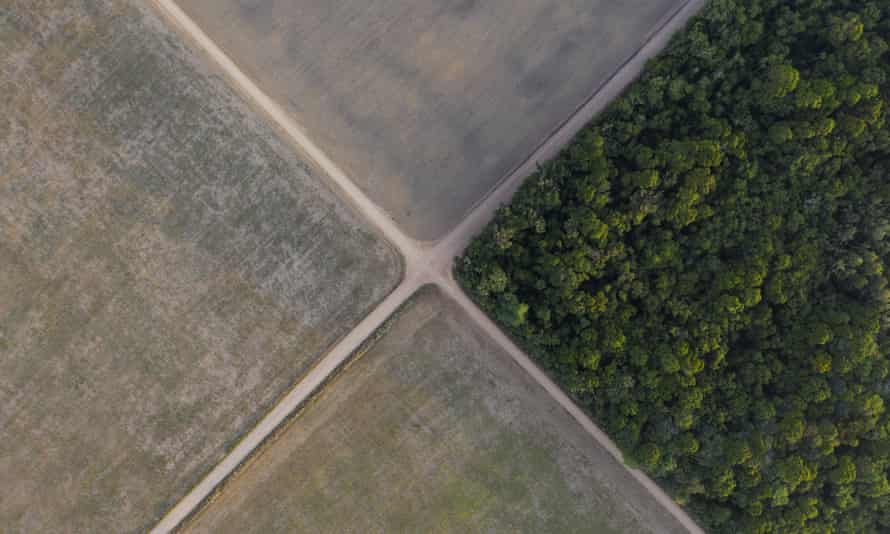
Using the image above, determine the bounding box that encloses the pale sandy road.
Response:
[148,275,421,534]
[436,277,706,534]
[148,0,707,532]
[146,0,421,261]
[430,0,706,271]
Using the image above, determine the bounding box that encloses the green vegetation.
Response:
[458,1,890,532]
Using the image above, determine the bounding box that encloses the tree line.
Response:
[458,1,890,532]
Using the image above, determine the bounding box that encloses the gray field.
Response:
[0,1,400,531]
[179,0,685,240]
[185,287,687,534]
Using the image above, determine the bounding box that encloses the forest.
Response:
[457,1,890,532]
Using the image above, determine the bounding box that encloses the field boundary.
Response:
[450,278,709,528]
[150,269,406,530]
[437,0,699,249]
[146,0,420,258]
[172,287,431,531]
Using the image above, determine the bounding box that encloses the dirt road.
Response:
[149,0,707,531]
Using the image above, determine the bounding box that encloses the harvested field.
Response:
[179,0,687,240]
[185,287,687,534]
[0,1,400,531]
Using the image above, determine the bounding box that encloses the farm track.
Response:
[148,0,708,532]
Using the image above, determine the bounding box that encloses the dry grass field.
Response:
[0,1,400,531]
[179,0,686,240]
[185,287,687,534]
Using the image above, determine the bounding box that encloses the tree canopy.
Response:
[457,1,890,532]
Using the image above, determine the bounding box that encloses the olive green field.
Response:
[185,288,687,534]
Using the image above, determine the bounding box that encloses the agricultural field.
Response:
[0,1,400,531]
[184,287,687,534]
[178,0,688,240]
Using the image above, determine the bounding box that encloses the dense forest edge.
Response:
[456,1,890,532]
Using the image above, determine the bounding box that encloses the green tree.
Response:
[458,1,890,531]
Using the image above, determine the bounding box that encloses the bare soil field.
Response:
[185,287,687,534]
[178,0,686,240]
[0,1,400,531]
